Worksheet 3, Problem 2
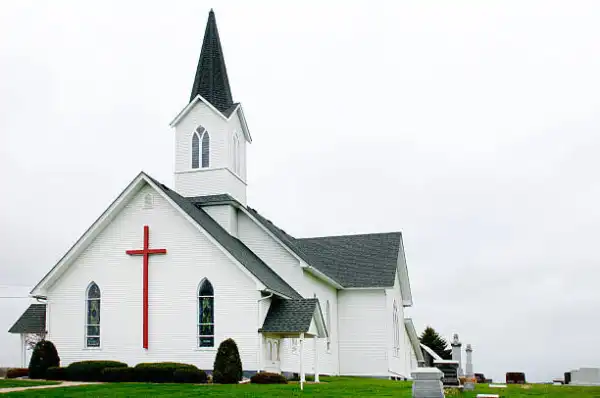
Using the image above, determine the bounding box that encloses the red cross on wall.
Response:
[126,225,167,349]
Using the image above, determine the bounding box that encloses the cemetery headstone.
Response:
[451,334,464,377]
[464,344,475,391]
[411,367,445,398]
[506,372,526,384]
[433,360,461,387]
[569,368,600,386]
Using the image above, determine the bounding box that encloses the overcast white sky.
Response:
[1,0,600,383]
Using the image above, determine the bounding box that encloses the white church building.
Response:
[9,9,423,380]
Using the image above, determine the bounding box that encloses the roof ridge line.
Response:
[297,231,403,240]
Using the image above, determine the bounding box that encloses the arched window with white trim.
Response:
[192,126,210,169]
[198,279,214,347]
[85,282,101,347]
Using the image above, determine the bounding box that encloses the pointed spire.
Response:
[190,9,234,112]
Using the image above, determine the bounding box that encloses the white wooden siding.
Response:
[46,184,260,370]
[204,205,238,236]
[236,212,304,293]
[338,289,387,376]
[386,272,417,379]
[173,100,247,202]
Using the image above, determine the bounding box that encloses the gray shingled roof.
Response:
[245,207,402,288]
[295,233,402,288]
[8,304,46,334]
[259,298,320,334]
[188,193,237,206]
[148,177,302,299]
[190,10,234,112]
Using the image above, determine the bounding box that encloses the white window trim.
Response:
[232,131,241,176]
[84,282,101,349]
[197,278,215,348]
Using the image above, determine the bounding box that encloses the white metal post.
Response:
[20,334,26,367]
[314,336,320,383]
[299,332,305,390]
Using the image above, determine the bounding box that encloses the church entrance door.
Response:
[264,338,281,373]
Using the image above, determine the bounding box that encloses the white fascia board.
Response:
[312,302,328,338]
[169,96,251,142]
[397,235,413,307]
[170,94,229,127]
[404,318,425,362]
[30,172,149,295]
[301,261,344,289]
[235,104,252,143]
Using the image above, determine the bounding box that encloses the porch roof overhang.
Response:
[258,298,328,338]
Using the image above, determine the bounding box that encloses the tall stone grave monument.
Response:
[464,344,475,391]
[451,334,464,377]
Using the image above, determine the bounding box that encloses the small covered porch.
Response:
[258,297,328,382]
[8,303,47,367]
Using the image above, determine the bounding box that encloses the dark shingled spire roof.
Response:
[190,9,234,112]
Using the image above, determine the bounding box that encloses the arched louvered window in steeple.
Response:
[192,126,210,169]
[198,278,214,347]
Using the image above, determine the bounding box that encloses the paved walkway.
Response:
[0,381,100,393]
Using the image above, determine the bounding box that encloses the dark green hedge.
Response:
[250,371,288,384]
[133,362,200,383]
[6,368,28,378]
[45,366,68,380]
[101,367,136,382]
[173,368,208,384]
[67,360,128,381]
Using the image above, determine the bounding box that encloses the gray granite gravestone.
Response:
[411,367,445,398]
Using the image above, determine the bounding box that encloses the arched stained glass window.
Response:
[192,131,200,169]
[86,282,101,347]
[201,129,210,168]
[198,279,214,347]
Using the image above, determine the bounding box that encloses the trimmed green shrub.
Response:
[250,371,288,384]
[6,368,28,378]
[173,368,208,384]
[28,340,60,379]
[45,366,68,380]
[134,362,198,383]
[67,360,127,382]
[101,367,136,382]
[212,338,243,384]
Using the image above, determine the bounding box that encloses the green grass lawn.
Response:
[2,377,600,397]
[0,379,60,389]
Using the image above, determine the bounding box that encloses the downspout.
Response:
[257,293,273,372]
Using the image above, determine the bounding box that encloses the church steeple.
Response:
[190,9,234,113]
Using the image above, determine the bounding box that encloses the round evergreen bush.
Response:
[28,340,60,379]
[212,338,243,384]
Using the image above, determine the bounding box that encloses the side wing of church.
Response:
[9,10,421,380]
